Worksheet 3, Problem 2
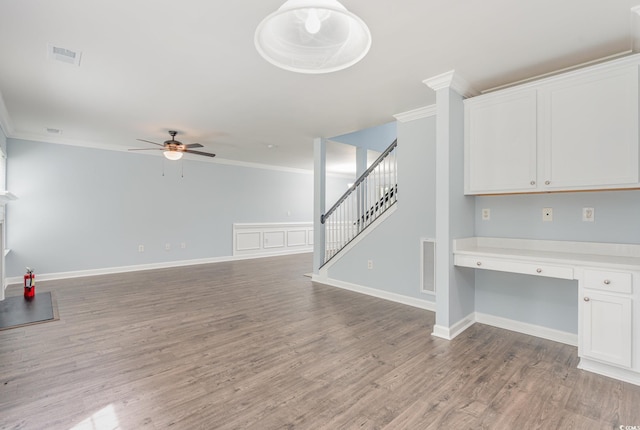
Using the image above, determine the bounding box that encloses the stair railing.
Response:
[321,139,398,266]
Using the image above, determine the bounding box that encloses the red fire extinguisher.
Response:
[24,267,35,301]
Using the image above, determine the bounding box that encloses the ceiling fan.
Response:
[129,130,216,160]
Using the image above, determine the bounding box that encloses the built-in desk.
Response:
[454,237,640,386]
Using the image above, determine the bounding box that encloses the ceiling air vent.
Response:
[45,127,62,135]
[47,43,82,66]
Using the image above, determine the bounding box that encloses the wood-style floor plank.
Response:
[1,253,640,429]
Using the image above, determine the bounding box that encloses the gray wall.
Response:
[327,116,437,300]
[6,138,349,276]
[324,112,640,334]
[330,122,397,152]
[474,190,640,333]
[475,191,640,243]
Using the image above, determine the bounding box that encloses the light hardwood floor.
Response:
[1,253,640,429]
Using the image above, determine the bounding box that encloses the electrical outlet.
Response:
[181,242,186,249]
[582,207,595,222]
[367,260,373,269]
[165,243,170,251]
[481,208,491,221]
[138,245,144,252]
[542,207,553,222]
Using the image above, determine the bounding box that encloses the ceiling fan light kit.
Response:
[163,150,183,161]
[254,0,371,74]
[129,130,216,160]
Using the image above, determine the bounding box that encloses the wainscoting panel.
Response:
[233,222,313,257]
[236,232,261,251]
[287,230,307,247]
[264,231,285,249]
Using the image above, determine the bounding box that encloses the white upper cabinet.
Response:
[464,55,640,195]
[465,91,537,194]
[539,66,639,190]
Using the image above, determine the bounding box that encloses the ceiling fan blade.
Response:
[186,149,216,158]
[128,148,163,151]
[136,138,165,147]
[185,143,203,149]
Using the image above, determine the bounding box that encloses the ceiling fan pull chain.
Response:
[181,159,184,178]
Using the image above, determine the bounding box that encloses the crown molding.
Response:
[423,70,478,98]
[393,104,436,123]
[9,131,346,176]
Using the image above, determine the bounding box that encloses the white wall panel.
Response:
[287,230,307,247]
[233,222,313,257]
[264,231,285,249]
[236,232,261,251]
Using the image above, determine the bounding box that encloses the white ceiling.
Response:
[0,0,638,174]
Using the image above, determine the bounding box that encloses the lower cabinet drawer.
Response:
[583,269,632,293]
[455,255,574,279]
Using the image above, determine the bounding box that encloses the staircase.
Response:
[321,139,398,266]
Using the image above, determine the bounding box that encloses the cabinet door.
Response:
[539,65,639,190]
[581,291,632,368]
[464,91,537,194]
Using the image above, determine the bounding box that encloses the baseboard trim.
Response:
[432,313,475,340]
[307,278,576,347]
[578,358,640,386]
[475,312,578,346]
[6,249,312,286]
[311,275,435,311]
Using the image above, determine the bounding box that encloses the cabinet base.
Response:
[578,357,640,386]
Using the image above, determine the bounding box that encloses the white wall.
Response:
[5,138,350,277]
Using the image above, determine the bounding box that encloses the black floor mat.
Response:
[0,292,58,330]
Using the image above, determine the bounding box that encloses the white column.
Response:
[313,137,326,273]
[424,71,478,339]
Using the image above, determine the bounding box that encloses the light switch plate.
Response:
[582,207,595,222]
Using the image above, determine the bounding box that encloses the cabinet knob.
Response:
[584,297,590,302]
[536,268,542,273]
[545,180,550,185]
[603,279,611,285]
[476,261,482,266]
[530,180,536,186]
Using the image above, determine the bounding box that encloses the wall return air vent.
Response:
[47,43,82,66]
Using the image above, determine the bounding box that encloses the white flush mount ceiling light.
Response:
[163,150,183,161]
[255,0,372,74]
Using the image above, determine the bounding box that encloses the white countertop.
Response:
[454,237,640,271]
